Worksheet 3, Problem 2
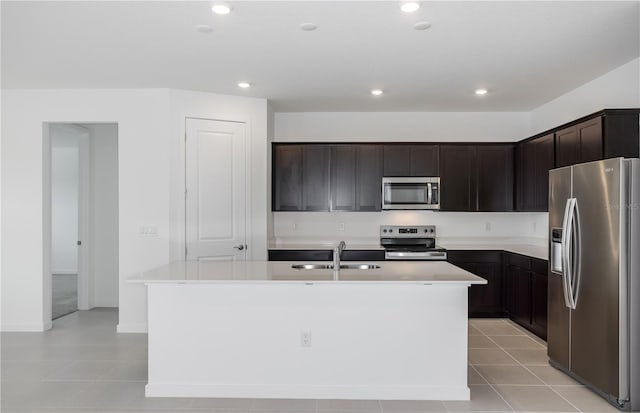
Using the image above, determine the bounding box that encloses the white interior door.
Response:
[185,118,247,261]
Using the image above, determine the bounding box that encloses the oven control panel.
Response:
[380,225,435,238]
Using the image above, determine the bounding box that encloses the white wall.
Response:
[275,112,531,142]
[88,123,119,307]
[168,89,269,263]
[530,58,640,134]
[2,89,171,332]
[1,88,268,332]
[51,145,79,274]
[273,212,548,243]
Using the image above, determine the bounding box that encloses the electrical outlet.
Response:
[300,331,312,347]
[484,222,491,232]
[292,223,298,231]
[338,222,345,231]
[139,225,158,237]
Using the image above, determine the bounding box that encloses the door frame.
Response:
[43,122,92,325]
[181,116,252,260]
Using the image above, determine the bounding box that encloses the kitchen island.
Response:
[130,260,486,400]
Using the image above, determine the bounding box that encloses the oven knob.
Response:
[424,229,428,233]
[430,229,434,233]
[383,229,387,233]
[389,229,393,233]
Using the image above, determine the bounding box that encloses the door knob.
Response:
[233,244,245,251]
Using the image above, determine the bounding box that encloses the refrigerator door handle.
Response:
[570,199,581,309]
[561,198,574,309]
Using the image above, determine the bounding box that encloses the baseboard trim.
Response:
[1,322,50,332]
[52,270,78,275]
[145,383,471,400]
[117,323,148,333]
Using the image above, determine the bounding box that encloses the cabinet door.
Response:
[476,145,514,212]
[577,117,603,163]
[411,145,439,176]
[505,264,532,327]
[331,145,357,211]
[468,262,504,317]
[301,145,330,211]
[603,112,640,158]
[273,145,302,211]
[383,144,438,177]
[555,125,579,168]
[533,134,555,211]
[516,142,536,211]
[439,145,476,211]
[447,250,504,317]
[531,270,548,340]
[383,145,411,176]
[356,145,383,211]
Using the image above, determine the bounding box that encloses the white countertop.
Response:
[128,260,487,285]
[269,237,548,260]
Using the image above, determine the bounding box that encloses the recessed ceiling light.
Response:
[211,3,231,15]
[300,23,318,31]
[195,25,213,33]
[371,89,384,96]
[237,81,251,89]
[401,2,420,13]
[475,89,488,96]
[413,21,431,30]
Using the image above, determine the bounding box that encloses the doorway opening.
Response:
[45,123,119,324]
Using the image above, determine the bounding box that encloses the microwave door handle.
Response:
[427,183,432,204]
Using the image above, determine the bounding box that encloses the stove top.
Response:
[379,225,446,260]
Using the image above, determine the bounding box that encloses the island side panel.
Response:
[146,282,470,400]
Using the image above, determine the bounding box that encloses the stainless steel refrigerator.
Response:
[548,157,640,410]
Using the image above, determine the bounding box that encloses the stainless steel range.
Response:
[380,225,447,260]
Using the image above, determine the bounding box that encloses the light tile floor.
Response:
[0,309,620,412]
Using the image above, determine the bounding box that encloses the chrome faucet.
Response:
[333,241,346,280]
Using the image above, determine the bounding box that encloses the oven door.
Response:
[382,177,440,210]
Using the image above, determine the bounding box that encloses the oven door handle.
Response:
[385,251,447,260]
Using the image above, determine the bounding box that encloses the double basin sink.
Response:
[292,264,380,270]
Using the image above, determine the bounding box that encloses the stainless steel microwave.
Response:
[381,177,440,210]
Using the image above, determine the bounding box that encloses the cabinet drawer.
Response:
[504,252,531,269]
[268,250,332,261]
[342,250,385,261]
[447,250,502,263]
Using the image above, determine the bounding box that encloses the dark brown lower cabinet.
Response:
[268,249,385,262]
[447,250,505,317]
[503,252,548,340]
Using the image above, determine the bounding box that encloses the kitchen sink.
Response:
[339,264,380,270]
[291,264,380,270]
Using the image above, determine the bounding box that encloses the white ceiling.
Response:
[2,1,639,112]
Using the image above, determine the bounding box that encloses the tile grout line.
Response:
[468,364,516,412]
[487,319,584,413]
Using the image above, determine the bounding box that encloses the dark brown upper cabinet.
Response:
[439,145,476,211]
[301,145,330,211]
[516,134,554,212]
[273,144,302,211]
[331,145,383,211]
[383,144,438,177]
[272,144,330,211]
[439,144,514,212]
[555,117,602,168]
[477,145,514,212]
